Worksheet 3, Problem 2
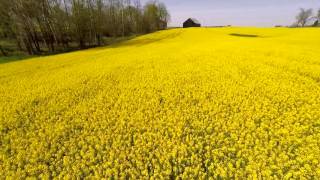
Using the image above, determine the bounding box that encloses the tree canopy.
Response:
[0,0,170,55]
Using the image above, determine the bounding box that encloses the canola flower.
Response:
[0,28,320,179]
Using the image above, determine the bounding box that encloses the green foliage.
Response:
[0,0,170,55]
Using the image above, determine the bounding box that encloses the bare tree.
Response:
[157,2,170,29]
[312,9,320,27]
[0,0,171,55]
[296,8,313,27]
[142,1,169,32]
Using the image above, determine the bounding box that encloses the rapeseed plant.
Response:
[0,27,320,179]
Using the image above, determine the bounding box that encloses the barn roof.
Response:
[188,18,200,24]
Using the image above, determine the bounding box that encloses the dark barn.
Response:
[183,18,201,28]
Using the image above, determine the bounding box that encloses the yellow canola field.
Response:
[0,28,320,179]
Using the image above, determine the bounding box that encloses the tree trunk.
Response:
[79,39,85,49]
[0,45,8,56]
[23,38,34,55]
[96,34,101,46]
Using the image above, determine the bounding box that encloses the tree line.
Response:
[0,0,170,56]
[295,8,320,27]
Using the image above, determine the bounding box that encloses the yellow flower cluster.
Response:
[0,28,320,179]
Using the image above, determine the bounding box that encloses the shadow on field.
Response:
[229,33,260,38]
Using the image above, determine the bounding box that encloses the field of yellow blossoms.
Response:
[0,28,320,179]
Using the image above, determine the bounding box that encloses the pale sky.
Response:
[141,0,320,27]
